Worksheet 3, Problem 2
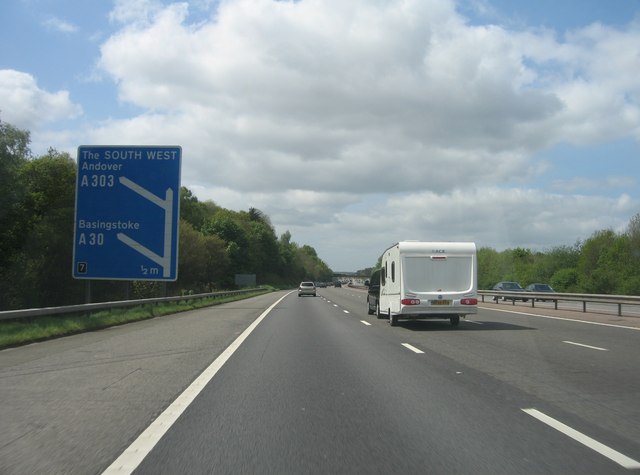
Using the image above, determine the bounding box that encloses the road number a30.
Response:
[78,233,104,245]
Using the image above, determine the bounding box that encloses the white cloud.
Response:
[11,0,637,269]
[84,0,640,268]
[552,175,637,193]
[294,186,637,269]
[0,70,82,130]
[184,179,637,269]
[96,0,569,194]
[96,0,640,157]
[519,23,640,143]
[109,0,166,25]
[43,16,79,33]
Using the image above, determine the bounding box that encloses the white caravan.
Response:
[378,241,477,327]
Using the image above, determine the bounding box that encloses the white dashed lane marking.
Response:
[401,343,424,354]
[523,408,640,469]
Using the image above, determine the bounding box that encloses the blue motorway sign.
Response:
[73,145,181,281]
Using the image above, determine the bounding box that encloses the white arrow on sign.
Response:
[116,176,174,278]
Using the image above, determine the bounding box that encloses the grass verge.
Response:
[0,288,273,350]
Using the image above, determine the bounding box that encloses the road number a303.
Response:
[80,174,115,187]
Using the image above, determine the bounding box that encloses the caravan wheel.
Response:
[389,310,398,327]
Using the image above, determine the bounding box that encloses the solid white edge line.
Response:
[101,291,293,475]
[522,408,640,469]
[563,341,608,351]
[486,307,640,331]
[401,343,424,354]
[360,320,371,326]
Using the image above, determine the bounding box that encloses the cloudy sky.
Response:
[1,0,639,271]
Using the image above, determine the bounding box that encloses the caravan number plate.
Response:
[430,299,451,306]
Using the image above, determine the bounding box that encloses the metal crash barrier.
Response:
[478,290,640,317]
[0,288,265,321]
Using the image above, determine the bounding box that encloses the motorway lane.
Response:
[330,287,640,459]
[129,290,638,474]
[0,291,290,475]
[2,286,638,474]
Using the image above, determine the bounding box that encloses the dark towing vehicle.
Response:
[367,269,381,316]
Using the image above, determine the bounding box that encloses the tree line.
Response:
[477,213,640,295]
[0,120,332,310]
[2,118,639,310]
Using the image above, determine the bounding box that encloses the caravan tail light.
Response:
[461,298,478,305]
[401,298,421,305]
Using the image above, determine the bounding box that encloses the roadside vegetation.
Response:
[2,117,639,319]
[0,119,332,311]
[0,288,272,349]
[476,214,640,295]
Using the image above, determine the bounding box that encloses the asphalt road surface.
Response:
[1,288,639,474]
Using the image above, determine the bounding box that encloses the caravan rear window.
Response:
[403,256,473,293]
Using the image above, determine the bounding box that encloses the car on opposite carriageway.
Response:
[525,283,555,301]
[492,281,529,302]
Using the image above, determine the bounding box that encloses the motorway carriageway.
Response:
[1,287,639,474]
